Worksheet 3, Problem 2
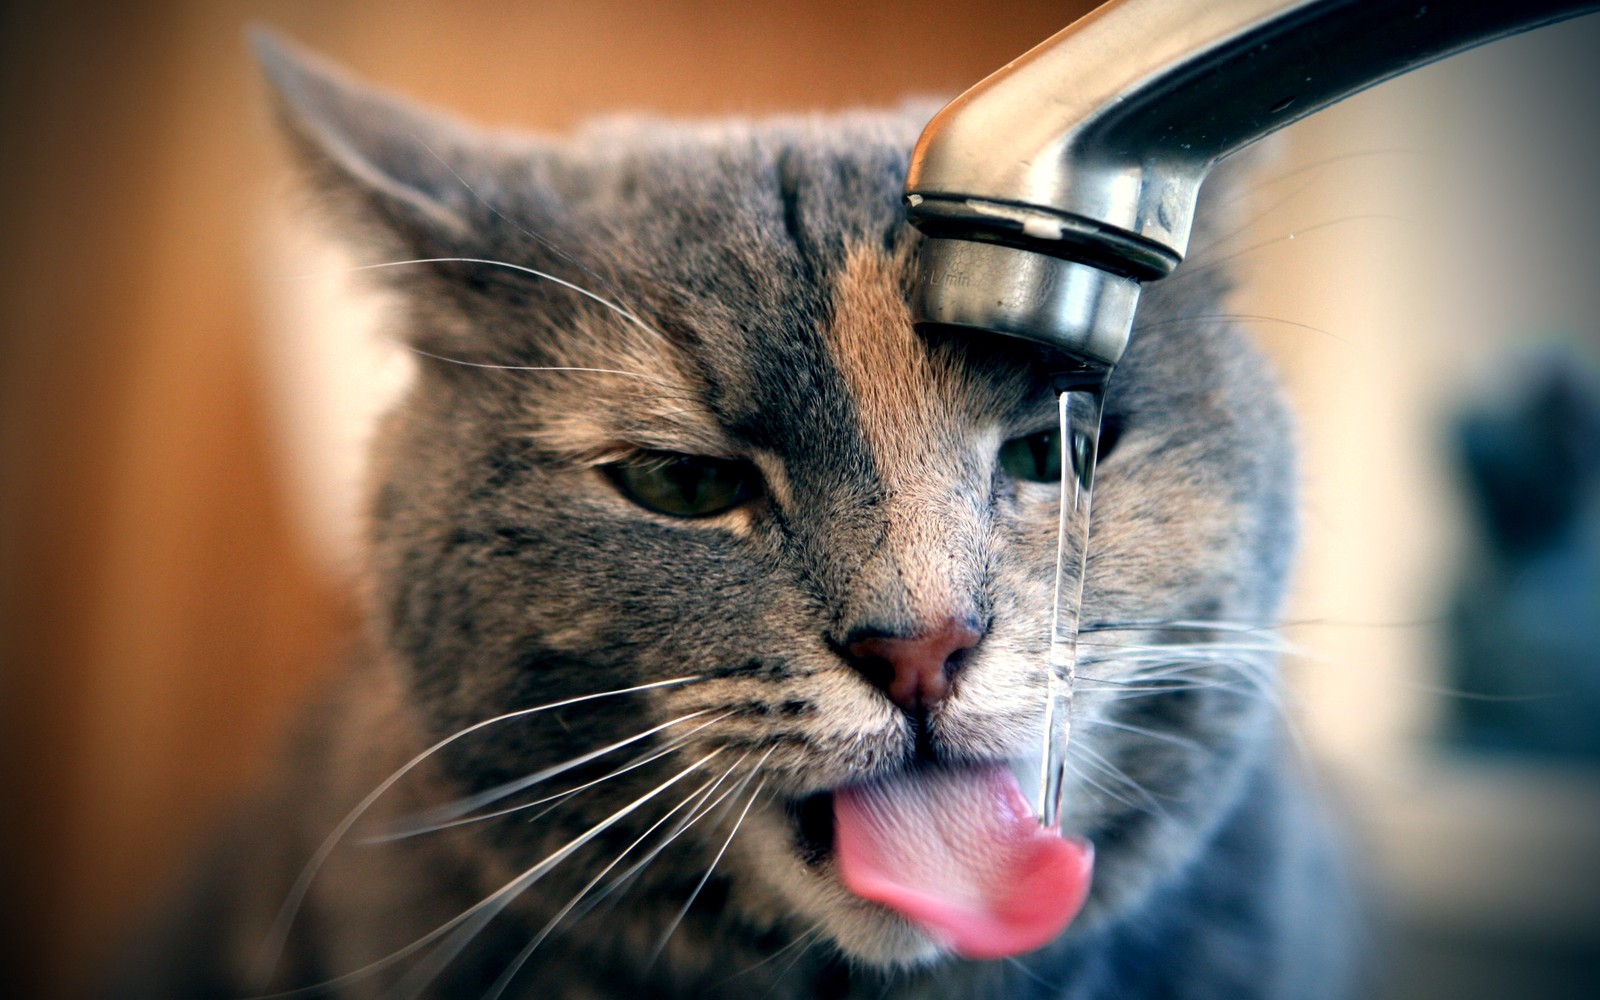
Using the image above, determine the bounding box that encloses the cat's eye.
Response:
[603,453,761,518]
[998,429,1063,483]
[999,416,1123,484]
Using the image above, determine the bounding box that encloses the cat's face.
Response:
[264,35,1295,976]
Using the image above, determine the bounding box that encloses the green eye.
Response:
[999,428,1062,483]
[604,453,761,518]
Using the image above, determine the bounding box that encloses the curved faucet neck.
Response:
[906,0,1600,364]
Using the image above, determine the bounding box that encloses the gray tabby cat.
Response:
[119,32,1357,1000]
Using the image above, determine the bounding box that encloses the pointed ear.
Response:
[251,26,485,253]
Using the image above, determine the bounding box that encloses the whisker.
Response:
[1087,636,1291,650]
[1165,213,1415,285]
[407,346,674,384]
[1077,674,1249,694]
[572,752,754,921]
[646,758,770,969]
[384,709,723,834]
[1069,744,1176,825]
[1201,147,1425,256]
[1083,618,1284,635]
[712,925,826,990]
[362,712,732,843]
[1104,653,1283,708]
[1236,146,1426,200]
[288,255,674,348]
[1134,312,1346,343]
[389,749,727,1000]
[1201,147,1427,229]
[1097,647,1305,758]
[1207,171,1331,248]
[1080,683,1256,704]
[478,763,741,1000]
[1004,954,1057,989]
[1280,614,1445,631]
[249,674,703,988]
[1081,716,1207,753]
[249,749,724,1000]
[758,925,833,1000]
[400,127,624,302]
[1063,758,1141,812]
[1079,643,1293,664]
[1122,619,1571,703]
[1093,614,1451,635]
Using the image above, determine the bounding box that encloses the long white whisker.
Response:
[1079,638,1295,655]
[408,346,673,384]
[1077,678,1247,696]
[759,924,834,1000]
[1062,758,1141,812]
[389,709,720,833]
[249,674,702,988]
[249,749,723,1000]
[322,256,672,345]
[1222,146,1425,204]
[1005,953,1058,989]
[712,925,826,990]
[1082,716,1207,753]
[1079,650,1288,671]
[362,712,732,843]
[1072,741,1169,812]
[1166,213,1414,285]
[390,749,726,1000]
[1083,618,1283,636]
[1135,312,1346,343]
[1106,661,1280,685]
[478,765,737,1000]
[1068,745,1174,821]
[1202,149,1420,258]
[647,754,771,969]
[568,748,756,924]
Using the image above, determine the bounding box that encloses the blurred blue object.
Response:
[1447,349,1600,759]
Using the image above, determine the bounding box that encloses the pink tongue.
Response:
[833,763,1093,960]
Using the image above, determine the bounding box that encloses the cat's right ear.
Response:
[251,27,484,255]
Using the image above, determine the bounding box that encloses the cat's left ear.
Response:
[251,26,507,256]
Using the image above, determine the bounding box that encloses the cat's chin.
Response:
[807,890,951,969]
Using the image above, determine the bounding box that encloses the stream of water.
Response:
[1038,373,1109,830]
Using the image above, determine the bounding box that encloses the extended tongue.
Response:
[833,762,1093,960]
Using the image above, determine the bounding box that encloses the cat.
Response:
[114,30,1358,1000]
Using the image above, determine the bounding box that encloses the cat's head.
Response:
[261,31,1295,977]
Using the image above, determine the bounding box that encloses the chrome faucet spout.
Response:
[906,0,1599,366]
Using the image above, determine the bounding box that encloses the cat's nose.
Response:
[843,618,984,715]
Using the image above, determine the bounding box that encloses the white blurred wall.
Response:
[1237,14,1600,994]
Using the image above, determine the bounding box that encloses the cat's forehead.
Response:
[524,239,996,479]
[513,120,1034,471]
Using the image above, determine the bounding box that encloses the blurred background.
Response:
[1,2,1596,997]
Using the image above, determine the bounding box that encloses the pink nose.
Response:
[846,619,984,714]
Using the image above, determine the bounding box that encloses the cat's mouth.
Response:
[784,789,837,866]
[779,760,1095,960]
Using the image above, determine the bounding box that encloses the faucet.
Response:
[905,0,1599,369]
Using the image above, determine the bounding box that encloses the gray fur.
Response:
[110,31,1357,1000]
